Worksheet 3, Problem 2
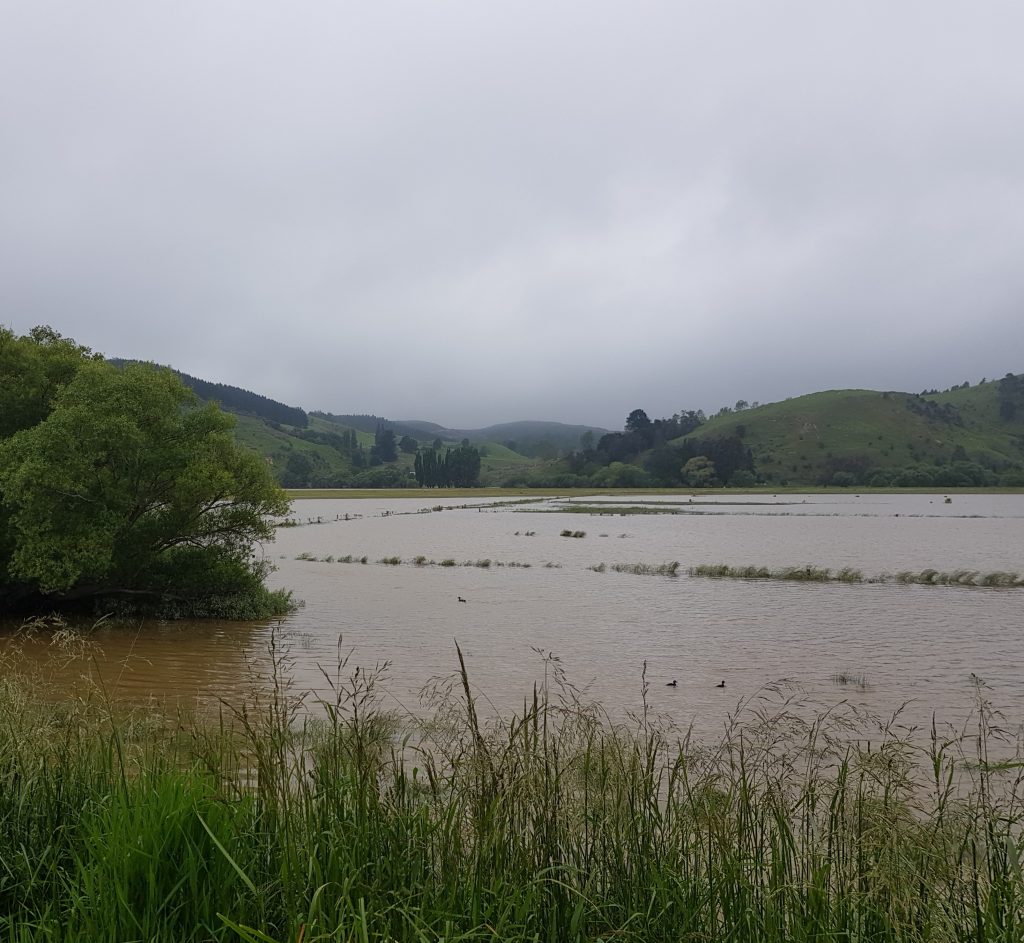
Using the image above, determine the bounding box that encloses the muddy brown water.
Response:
[3,492,1022,739]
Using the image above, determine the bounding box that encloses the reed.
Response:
[693,564,1023,588]
[831,671,869,687]
[0,643,1021,941]
[894,569,1024,587]
[610,561,681,576]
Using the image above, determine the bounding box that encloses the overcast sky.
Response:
[2,2,1023,429]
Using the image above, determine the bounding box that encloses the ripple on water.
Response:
[2,493,1022,739]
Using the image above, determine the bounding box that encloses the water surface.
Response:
[3,492,1022,738]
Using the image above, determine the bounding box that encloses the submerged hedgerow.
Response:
[691,563,1024,588]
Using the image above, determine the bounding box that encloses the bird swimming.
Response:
[666,679,677,687]
[457,596,467,603]
[716,680,725,688]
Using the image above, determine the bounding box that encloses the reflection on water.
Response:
[2,493,1023,737]
[0,619,277,707]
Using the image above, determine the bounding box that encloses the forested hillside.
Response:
[107,356,1024,490]
[677,377,1024,487]
[109,360,308,427]
[515,376,1024,489]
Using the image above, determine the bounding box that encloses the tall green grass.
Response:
[0,640,1022,941]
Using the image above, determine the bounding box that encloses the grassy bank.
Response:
[1,645,1022,941]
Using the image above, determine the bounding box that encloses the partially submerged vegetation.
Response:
[608,561,681,576]
[0,640,1021,942]
[294,553,682,577]
[894,568,1024,586]
[832,671,869,688]
[555,503,691,515]
[691,563,1024,587]
[588,561,681,577]
[293,552,1024,588]
[296,553,532,569]
[692,563,859,582]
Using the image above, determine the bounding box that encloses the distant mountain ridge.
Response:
[312,413,440,442]
[397,419,609,449]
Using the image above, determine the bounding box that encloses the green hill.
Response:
[230,414,360,487]
[159,382,544,488]
[114,358,1024,490]
[678,376,1024,486]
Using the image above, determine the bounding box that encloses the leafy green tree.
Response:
[591,462,650,488]
[998,373,1021,421]
[447,444,482,487]
[0,325,101,438]
[0,344,290,617]
[625,409,651,434]
[681,456,716,487]
[281,451,315,488]
[398,435,419,454]
[643,445,684,485]
[675,435,753,484]
[730,469,758,487]
[623,408,656,448]
[370,425,398,465]
[413,444,481,487]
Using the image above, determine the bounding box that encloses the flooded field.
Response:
[3,492,1023,737]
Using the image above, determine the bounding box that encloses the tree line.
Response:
[413,443,482,487]
[110,362,310,428]
[500,407,754,488]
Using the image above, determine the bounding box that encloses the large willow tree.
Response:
[0,327,291,617]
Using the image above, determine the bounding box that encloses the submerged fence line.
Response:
[292,551,1024,588]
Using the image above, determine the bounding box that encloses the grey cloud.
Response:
[2,1,1023,428]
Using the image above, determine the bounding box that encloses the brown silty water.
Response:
[2,492,1022,742]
